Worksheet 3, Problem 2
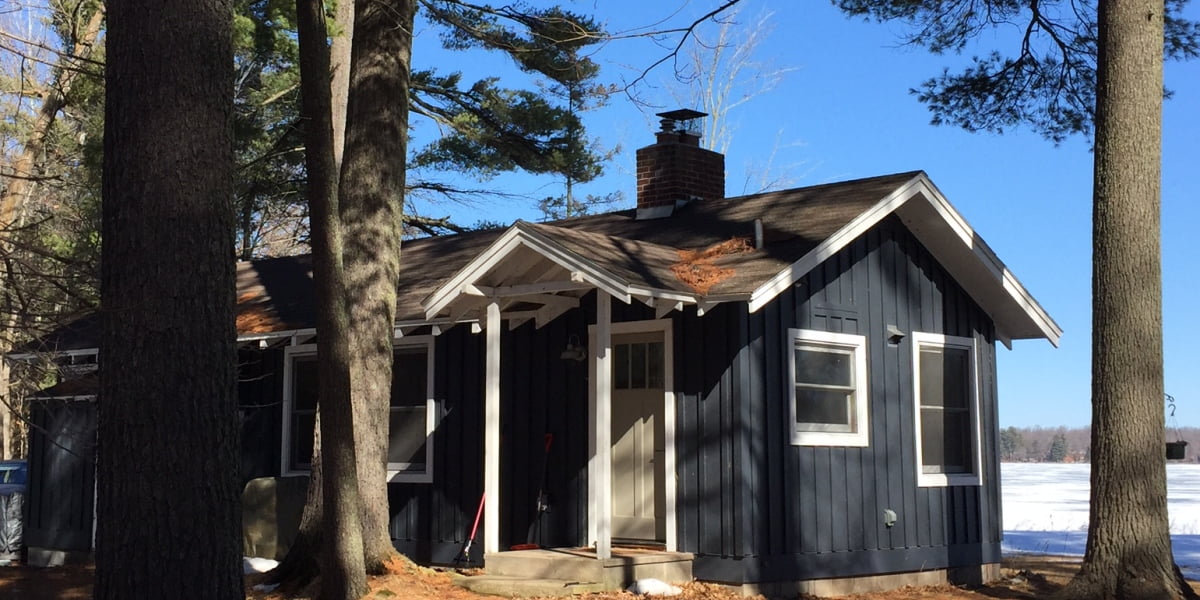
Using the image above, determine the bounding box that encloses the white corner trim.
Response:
[747,176,925,313]
[911,331,984,488]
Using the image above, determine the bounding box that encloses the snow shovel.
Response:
[511,433,553,550]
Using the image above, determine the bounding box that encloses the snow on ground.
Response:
[1002,462,1200,578]
[243,556,279,575]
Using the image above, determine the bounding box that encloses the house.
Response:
[13,110,1060,594]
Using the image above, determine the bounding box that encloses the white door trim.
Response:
[587,316,676,553]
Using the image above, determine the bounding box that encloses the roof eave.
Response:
[746,173,1062,347]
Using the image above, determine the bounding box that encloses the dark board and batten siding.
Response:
[678,216,1002,584]
[26,399,96,553]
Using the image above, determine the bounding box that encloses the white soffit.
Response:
[748,173,1062,347]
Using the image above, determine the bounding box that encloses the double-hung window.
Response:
[283,337,436,483]
[912,332,981,486]
[788,328,869,447]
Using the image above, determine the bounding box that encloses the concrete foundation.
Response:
[27,546,92,568]
[742,562,1002,598]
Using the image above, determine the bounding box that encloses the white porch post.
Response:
[593,292,612,559]
[484,301,501,554]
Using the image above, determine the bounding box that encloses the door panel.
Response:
[610,333,665,541]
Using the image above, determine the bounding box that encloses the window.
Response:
[613,339,665,390]
[787,329,869,447]
[283,338,436,483]
[912,332,981,487]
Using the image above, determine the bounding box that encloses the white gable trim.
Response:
[748,176,924,313]
[423,221,708,321]
[423,222,632,319]
[747,173,1062,347]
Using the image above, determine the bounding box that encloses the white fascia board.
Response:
[422,222,632,320]
[748,175,926,313]
[515,223,632,303]
[746,173,1062,347]
[911,175,1063,347]
[423,225,529,318]
[627,287,700,305]
[7,347,100,361]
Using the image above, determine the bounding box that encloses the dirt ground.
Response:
[2,555,1198,600]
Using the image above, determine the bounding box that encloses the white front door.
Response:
[610,332,666,541]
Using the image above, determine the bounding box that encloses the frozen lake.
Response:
[1002,462,1200,575]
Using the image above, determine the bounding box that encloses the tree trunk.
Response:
[95,1,241,598]
[265,417,323,590]
[330,0,355,172]
[340,0,414,574]
[267,1,356,587]
[1058,0,1194,598]
[295,0,368,597]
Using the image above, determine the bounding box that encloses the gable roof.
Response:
[14,170,1060,355]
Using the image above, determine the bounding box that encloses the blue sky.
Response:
[408,1,1200,428]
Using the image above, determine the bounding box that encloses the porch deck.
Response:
[484,546,693,590]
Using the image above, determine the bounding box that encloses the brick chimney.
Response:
[635,109,725,219]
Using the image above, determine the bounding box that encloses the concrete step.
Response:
[484,547,693,590]
[452,574,607,597]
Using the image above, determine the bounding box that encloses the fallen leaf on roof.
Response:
[671,237,753,295]
[237,299,286,334]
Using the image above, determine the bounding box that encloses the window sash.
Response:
[284,338,435,482]
[787,329,869,447]
[912,332,980,486]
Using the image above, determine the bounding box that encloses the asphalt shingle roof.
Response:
[18,170,927,351]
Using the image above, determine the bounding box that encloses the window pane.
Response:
[391,348,427,407]
[614,343,630,389]
[293,355,318,410]
[920,408,971,474]
[388,407,428,466]
[794,347,851,387]
[796,388,853,427]
[630,343,647,389]
[292,413,315,470]
[920,407,945,471]
[942,348,970,409]
[919,346,970,409]
[648,342,664,388]
[942,410,971,473]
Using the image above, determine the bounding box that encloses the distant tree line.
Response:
[1000,426,1200,463]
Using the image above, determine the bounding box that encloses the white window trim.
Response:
[787,328,870,447]
[280,337,437,484]
[911,331,983,487]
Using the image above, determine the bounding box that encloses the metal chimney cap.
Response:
[656,109,707,134]
[656,108,707,121]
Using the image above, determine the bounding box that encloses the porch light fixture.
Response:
[560,335,587,362]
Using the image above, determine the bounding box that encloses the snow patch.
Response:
[1002,463,1200,575]
[626,578,683,596]
[243,556,280,575]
